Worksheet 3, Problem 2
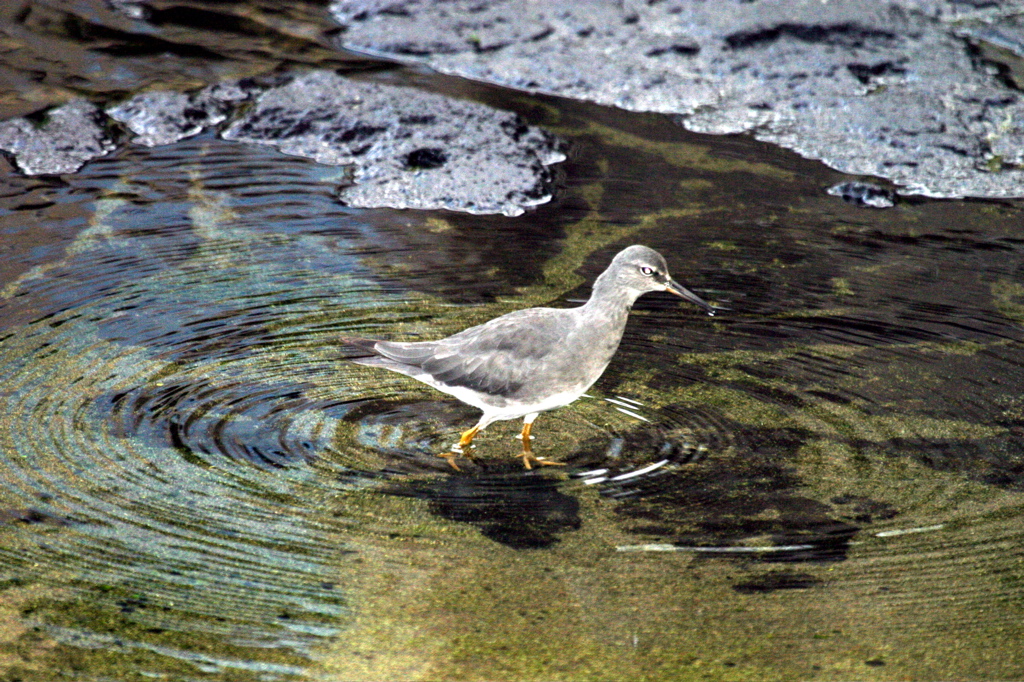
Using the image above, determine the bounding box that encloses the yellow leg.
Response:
[439,424,480,471]
[519,419,564,470]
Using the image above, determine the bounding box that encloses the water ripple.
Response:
[2,107,1024,680]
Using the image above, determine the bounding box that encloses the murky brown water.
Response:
[1,2,1024,681]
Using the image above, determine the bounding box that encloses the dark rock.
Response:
[404,147,448,169]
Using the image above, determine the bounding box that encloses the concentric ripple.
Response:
[2,134,699,677]
[0,149,398,678]
[3,98,1024,681]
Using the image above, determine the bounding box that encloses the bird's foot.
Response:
[441,438,478,471]
[519,425,562,469]
[521,451,566,470]
[438,451,464,471]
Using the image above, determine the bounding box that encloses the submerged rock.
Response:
[333,0,1024,200]
[0,100,116,175]
[222,70,565,216]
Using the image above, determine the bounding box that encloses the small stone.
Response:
[827,181,895,208]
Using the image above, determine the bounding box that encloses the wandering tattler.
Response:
[347,245,715,469]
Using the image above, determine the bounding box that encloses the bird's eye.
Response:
[640,266,655,276]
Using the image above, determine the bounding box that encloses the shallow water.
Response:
[2,3,1024,681]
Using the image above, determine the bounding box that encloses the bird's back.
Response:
[348,303,624,408]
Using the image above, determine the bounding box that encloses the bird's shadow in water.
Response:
[341,398,582,548]
[345,399,896,557]
[382,472,581,549]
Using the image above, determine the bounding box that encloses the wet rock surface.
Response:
[0,99,116,175]
[333,0,1024,199]
[0,71,563,216]
[106,81,254,147]
[222,70,565,216]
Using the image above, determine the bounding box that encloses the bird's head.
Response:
[604,245,716,314]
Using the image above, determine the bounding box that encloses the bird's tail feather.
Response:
[339,337,380,359]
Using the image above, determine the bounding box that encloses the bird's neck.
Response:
[575,275,635,368]
[580,275,638,339]
[586,271,640,314]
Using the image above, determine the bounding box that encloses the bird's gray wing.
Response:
[373,308,574,398]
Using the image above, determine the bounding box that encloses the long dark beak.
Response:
[665,278,717,316]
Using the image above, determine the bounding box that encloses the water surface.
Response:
[1,3,1024,681]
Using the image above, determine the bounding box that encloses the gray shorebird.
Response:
[347,245,715,469]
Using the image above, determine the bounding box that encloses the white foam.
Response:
[875,524,945,538]
[614,407,650,422]
[610,459,668,481]
[617,543,816,553]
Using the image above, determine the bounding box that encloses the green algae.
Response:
[316,481,1024,682]
[993,278,1024,324]
[557,119,797,184]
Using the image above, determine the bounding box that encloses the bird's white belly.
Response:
[414,372,587,423]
